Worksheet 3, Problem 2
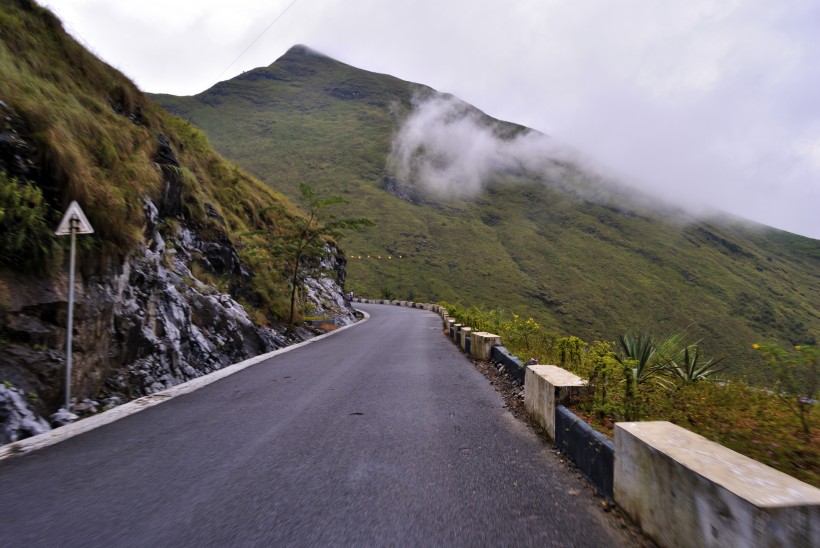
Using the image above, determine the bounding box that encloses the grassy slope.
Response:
[152,46,820,383]
[0,1,309,320]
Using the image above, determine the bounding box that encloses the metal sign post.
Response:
[55,201,94,412]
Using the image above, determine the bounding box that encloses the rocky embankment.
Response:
[0,118,356,445]
[0,199,356,444]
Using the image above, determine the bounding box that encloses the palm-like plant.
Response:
[662,344,727,382]
[616,333,662,385]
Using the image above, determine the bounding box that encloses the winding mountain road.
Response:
[0,303,630,546]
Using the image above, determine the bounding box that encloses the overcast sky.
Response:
[41,0,820,238]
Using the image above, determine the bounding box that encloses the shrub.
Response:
[753,343,817,437]
[0,171,58,272]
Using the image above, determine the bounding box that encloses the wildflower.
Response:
[752,343,760,350]
[794,345,801,350]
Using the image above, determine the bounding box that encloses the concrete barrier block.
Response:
[460,327,472,350]
[615,421,820,548]
[453,324,462,342]
[470,332,501,361]
[524,365,586,440]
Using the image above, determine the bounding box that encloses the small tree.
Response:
[753,343,817,437]
[276,183,372,326]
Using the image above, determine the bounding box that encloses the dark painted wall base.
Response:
[555,404,614,500]
[490,346,526,384]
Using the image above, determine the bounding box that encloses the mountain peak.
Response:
[276,44,332,65]
[284,44,325,57]
[152,44,820,385]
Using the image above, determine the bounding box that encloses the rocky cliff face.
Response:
[0,5,359,446]
[0,195,356,444]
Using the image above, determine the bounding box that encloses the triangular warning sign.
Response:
[55,201,94,235]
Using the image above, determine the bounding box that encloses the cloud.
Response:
[390,94,579,200]
[42,0,820,237]
[389,90,820,237]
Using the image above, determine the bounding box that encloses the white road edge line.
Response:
[0,309,371,462]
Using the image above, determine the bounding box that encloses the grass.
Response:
[0,1,324,323]
[150,45,819,386]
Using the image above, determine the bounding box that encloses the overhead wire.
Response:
[215,0,303,82]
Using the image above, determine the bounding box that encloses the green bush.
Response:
[0,171,58,272]
[754,343,817,437]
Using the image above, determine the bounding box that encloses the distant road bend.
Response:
[0,303,629,546]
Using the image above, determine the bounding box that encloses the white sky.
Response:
[40,0,820,238]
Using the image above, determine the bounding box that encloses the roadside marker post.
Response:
[55,201,94,412]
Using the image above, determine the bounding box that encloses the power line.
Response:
[215,0,302,82]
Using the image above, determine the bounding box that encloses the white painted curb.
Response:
[0,310,370,461]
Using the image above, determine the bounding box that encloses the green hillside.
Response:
[152,45,820,383]
[0,2,319,322]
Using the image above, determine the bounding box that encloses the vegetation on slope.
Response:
[151,45,819,384]
[0,1,330,322]
[443,303,818,486]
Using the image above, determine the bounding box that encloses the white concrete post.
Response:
[460,327,472,350]
[524,365,587,440]
[470,332,501,360]
[615,421,820,548]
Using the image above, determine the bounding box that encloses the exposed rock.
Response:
[328,85,370,101]
[0,193,357,440]
[49,408,78,428]
[302,245,356,326]
[154,134,183,218]
[102,396,122,410]
[0,385,50,444]
[72,399,98,416]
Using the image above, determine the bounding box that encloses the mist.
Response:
[49,0,820,238]
[390,94,583,200]
[389,93,675,217]
[390,91,820,237]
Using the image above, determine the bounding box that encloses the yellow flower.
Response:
[795,345,801,350]
[752,343,760,350]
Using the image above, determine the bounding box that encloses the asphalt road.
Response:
[0,303,628,547]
